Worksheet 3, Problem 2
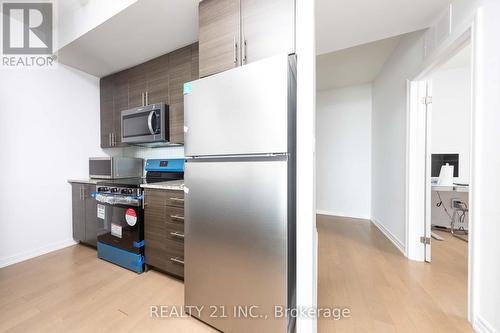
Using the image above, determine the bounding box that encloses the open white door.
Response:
[423,80,433,262]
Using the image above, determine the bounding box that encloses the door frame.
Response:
[405,26,475,321]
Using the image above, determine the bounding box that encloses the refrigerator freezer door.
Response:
[185,157,289,332]
[184,54,293,157]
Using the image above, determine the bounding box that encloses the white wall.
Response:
[295,0,317,331]
[472,1,500,331]
[0,65,101,267]
[371,31,426,250]
[431,66,471,184]
[316,84,372,219]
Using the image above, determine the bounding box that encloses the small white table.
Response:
[431,184,469,192]
[432,183,469,241]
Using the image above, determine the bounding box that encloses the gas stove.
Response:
[95,158,185,274]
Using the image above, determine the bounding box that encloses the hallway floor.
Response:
[317,214,472,332]
[0,216,471,332]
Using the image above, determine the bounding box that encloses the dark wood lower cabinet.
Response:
[144,188,185,278]
[71,183,98,247]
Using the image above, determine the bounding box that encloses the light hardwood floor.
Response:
[0,216,471,332]
[317,215,472,333]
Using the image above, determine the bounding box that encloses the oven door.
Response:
[121,104,168,144]
[95,194,144,254]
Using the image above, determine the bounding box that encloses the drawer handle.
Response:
[169,197,184,203]
[170,231,184,239]
[170,214,184,221]
[170,257,184,265]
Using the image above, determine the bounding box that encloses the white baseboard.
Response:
[316,210,371,220]
[370,218,406,256]
[474,316,498,333]
[0,238,77,268]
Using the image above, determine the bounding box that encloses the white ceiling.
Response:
[57,0,138,49]
[57,0,198,77]
[316,35,401,91]
[316,0,450,55]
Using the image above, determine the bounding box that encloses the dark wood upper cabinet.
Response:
[146,54,169,105]
[112,70,129,147]
[100,76,114,148]
[199,0,240,78]
[240,0,295,64]
[100,71,128,148]
[99,43,198,148]
[198,0,295,77]
[128,63,147,108]
[168,44,195,144]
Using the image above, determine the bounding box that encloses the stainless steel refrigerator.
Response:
[183,54,296,333]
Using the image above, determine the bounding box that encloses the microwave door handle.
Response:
[147,111,156,135]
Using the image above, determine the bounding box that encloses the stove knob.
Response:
[111,188,119,193]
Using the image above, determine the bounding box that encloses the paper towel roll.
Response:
[437,163,454,186]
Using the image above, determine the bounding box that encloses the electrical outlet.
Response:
[451,198,464,209]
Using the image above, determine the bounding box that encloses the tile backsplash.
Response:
[102,145,185,176]
[129,146,185,160]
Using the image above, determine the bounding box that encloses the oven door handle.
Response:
[94,193,142,207]
[147,111,156,135]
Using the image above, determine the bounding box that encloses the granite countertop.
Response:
[67,178,100,184]
[140,179,184,191]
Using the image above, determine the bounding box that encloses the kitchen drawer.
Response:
[164,190,184,208]
[144,188,184,278]
[164,242,184,277]
[165,206,184,224]
[164,253,185,278]
[165,220,184,234]
[166,224,185,242]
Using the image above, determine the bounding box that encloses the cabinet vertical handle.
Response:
[243,36,247,64]
[145,91,149,105]
[141,92,144,106]
[233,36,238,64]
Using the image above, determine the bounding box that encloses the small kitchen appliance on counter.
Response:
[95,158,184,273]
[89,157,143,179]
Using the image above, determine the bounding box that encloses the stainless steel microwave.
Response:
[89,157,143,179]
[121,103,169,144]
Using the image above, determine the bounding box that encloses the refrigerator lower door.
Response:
[185,157,289,332]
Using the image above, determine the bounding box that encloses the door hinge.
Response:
[421,96,433,105]
[420,236,431,245]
